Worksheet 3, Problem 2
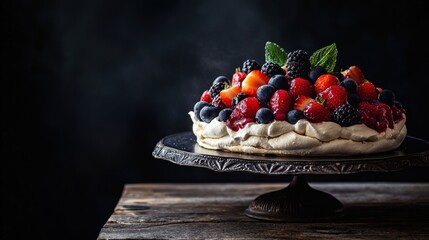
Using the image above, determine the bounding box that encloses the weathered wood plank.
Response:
[98,183,429,240]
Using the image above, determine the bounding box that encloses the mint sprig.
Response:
[309,43,338,72]
[265,42,288,66]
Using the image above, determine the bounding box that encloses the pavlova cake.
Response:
[190,42,406,156]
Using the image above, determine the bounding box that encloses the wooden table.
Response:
[97,183,429,240]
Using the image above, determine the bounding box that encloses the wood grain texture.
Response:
[98,183,429,240]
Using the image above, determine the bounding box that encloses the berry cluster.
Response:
[194,51,405,132]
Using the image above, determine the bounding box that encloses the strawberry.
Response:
[294,95,315,111]
[342,66,364,85]
[303,101,331,123]
[289,77,314,100]
[219,85,241,108]
[314,74,339,94]
[200,90,212,103]
[231,68,247,86]
[319,85,348,110]
[269,90,292,121]
[226,97,260,131]
[241,70,270,97]
[357,81,377,101]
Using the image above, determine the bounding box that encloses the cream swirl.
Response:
[189,111,407,156]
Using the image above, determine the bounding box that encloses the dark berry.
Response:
[232,92,248,109]
[394,100,403,109]
[332,72,345,81]
[218,108,232,122]
[347,93,360,107]
[200,106,220,123]
[213,76,229,85]
[261,62,285,77]
[286,50,310,78]
[268,75,289,90]
[194,101,210,121]
[256,85,276,104]
[332,104,361,127]
[242,59,261,74]
[341,78,358,93]
[209,81,226,99]
[378,89,395,106]
[308,66,327,83]
[256,108,274,124]
[287,109,304,124]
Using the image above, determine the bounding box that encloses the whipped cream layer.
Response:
[189,111,407,156]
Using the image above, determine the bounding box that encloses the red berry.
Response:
[232,70,247,86]
[294,95,315,111]
[289,78,314,100]
[357,81,377,101]
[358,101,394,132]
[319,85,348,110]
[391,104,405,122]
[314,74,339,94]
[226,97,260,131]
[304,101,331,123]
[219,86,241,108]
[211,95,227,109]
[342,66,364,85]
[200,90,212,103]
[241,70,270,97]
[269,90,292,121]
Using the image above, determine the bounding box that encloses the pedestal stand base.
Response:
[245,176,344,222]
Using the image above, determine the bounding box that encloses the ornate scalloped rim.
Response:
[152,136,429,175]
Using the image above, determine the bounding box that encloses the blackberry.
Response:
[332,104,361,127]
[286,50,311,79]
[209,81,226,99]
[242,59,261,74]
[261,62,285,77]
[232,92,248,109]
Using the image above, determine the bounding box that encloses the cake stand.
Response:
[152,132,429,222]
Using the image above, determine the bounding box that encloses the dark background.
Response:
[2,1,429,239]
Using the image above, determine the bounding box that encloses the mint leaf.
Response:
[309,43,338,72]
[265,42,287,66]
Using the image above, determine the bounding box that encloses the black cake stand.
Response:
[152,132,429,222]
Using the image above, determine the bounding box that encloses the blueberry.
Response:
[394,100,403,109]
[218,108,232,122]
[213,76,229,85]
[256,108,274,124]
[194,101,210,121]
[268,75,289,90]
[287,109,304,124]
[331,72,345,81]
[341,78,358,93]
[200,106,220,123]
[308,66,327,83]
[378,89,395,106]
[256,85,276,103]
[347,93,360,107]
